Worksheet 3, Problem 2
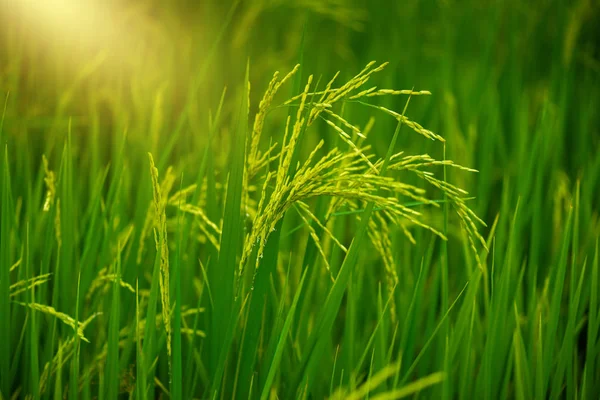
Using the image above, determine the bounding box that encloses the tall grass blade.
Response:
[209,59,249,394]
[27,223,40,400]
[543,205,573,395]
[260,268,308,400]
[1,145,13,398]
[104,247,121,399]
[171,176,184,400]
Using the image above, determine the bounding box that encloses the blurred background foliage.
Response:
[2,0,599,258]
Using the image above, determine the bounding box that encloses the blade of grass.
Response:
[395,236,437,384]
[58,124,76,315]
[79,165,110,304]
[370,372,445,400]
[1,145,13,398]
[353,285,397,379]
[399,281,469,385]
[260,268,308,400]
[27,222,40,400]
[136,279,146,400]
[458,297,477,399]
[0,91,8,147]
[104,246,121,399]
[209,59,249,394]
[551,257,587,399]
[185,286,209,398]
[69,269,82,400]
[542,205,573,394]
[171,175,184,400]
[513,302,532,400]
[54,339,63,400]
[440,143,450,400]
[582,239,598,398]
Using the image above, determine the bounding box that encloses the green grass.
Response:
[1,0,599,399]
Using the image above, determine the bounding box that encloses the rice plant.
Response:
[0,0,598,399]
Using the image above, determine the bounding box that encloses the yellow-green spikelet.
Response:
[147,153,172,367]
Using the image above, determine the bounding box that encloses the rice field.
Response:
[0,1,599,399]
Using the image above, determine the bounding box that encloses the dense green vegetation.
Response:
[1,0,599,398]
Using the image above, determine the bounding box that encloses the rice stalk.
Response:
[13,302,98,343]
[38,313,102,394]
[147,153,172,375]
[42,155,56,212]
[137,165,177,264]
[239,62,486,292]
[9,273,52,297]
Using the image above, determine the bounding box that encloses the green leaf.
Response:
[1,145,13,398]
[260,268,308,400]
[209,59,250,394]
[104,243,122,399]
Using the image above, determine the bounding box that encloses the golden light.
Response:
[10,0,120,51]
[4,0,184,82]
